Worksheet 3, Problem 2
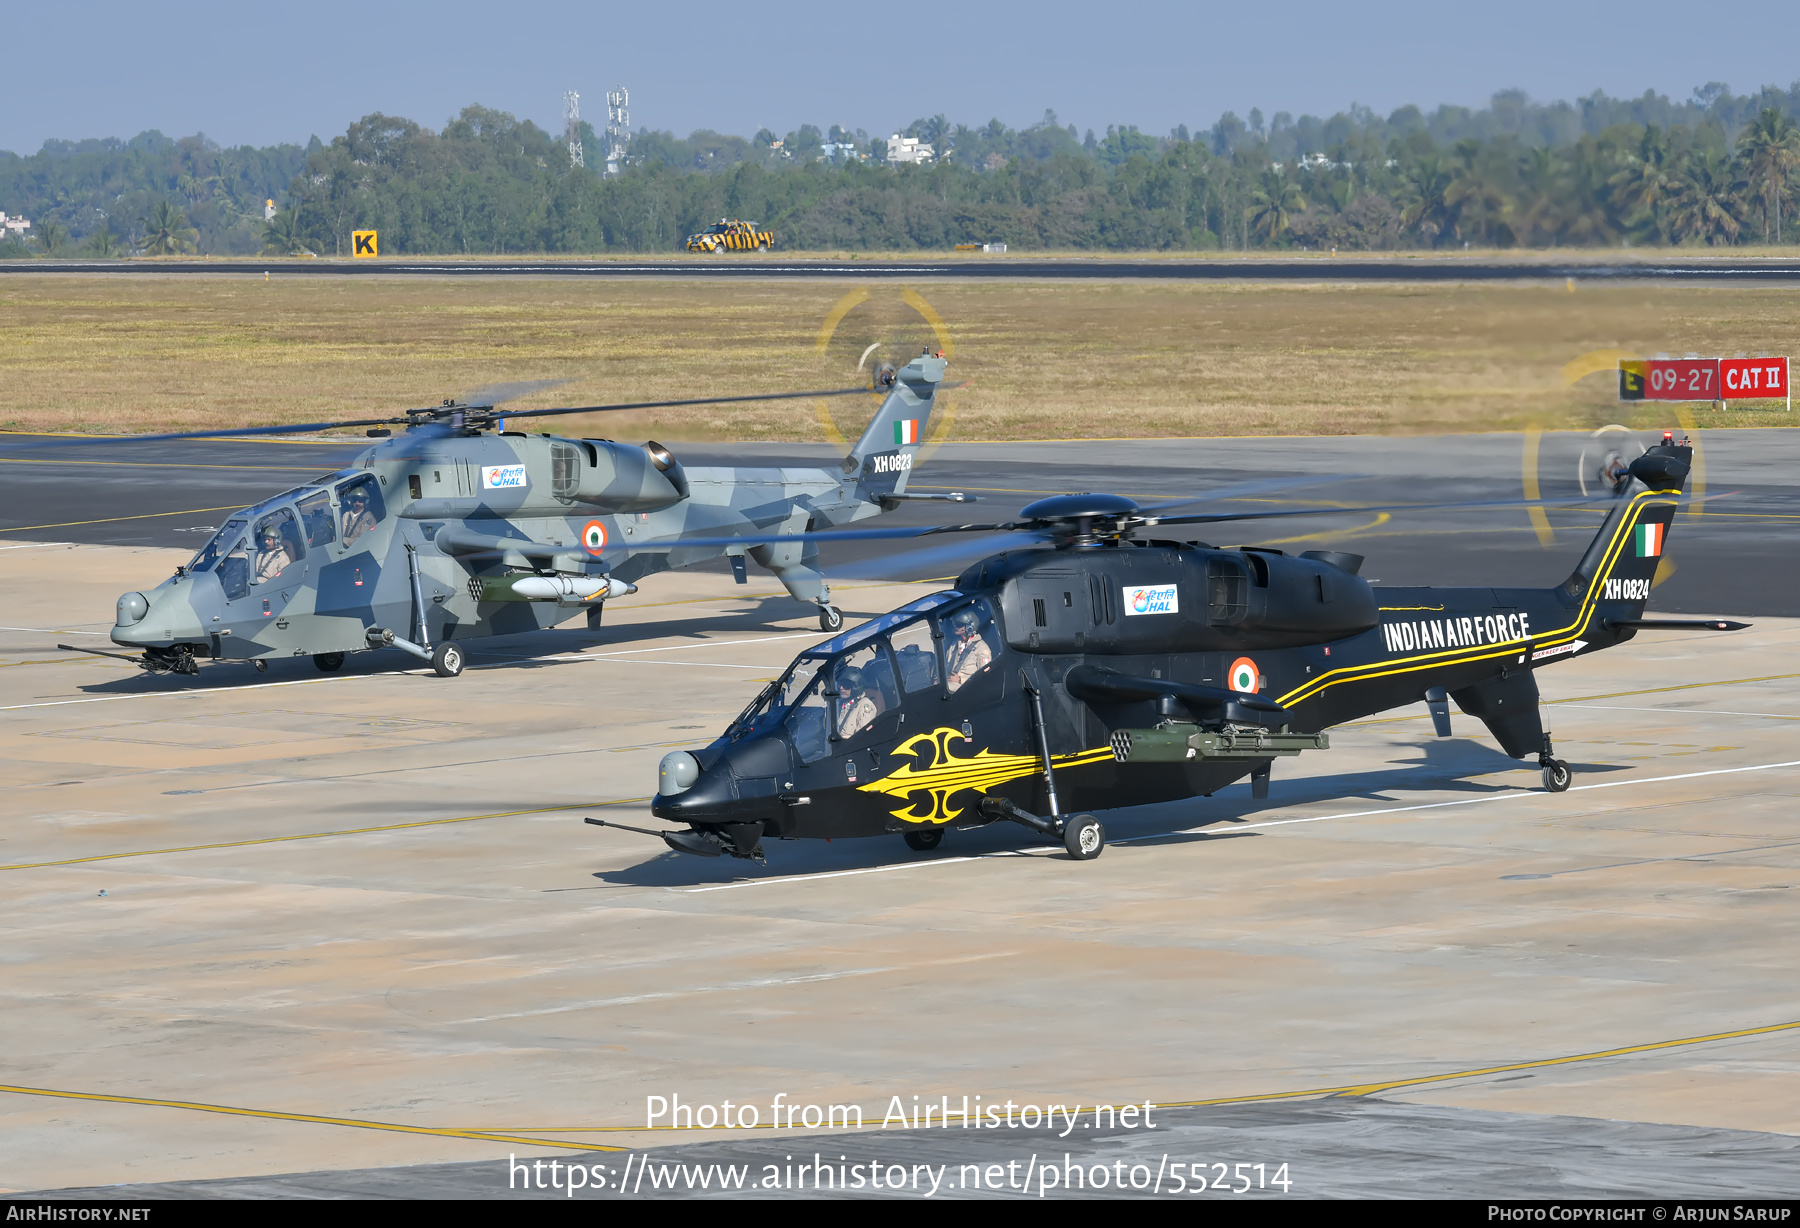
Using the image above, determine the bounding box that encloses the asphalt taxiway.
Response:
[11,256,1800,283]
[4,428,1799,614]
[1,531,1797,1198]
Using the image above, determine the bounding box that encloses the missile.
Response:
[509,574,638,602]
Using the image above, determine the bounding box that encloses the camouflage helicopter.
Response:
[597,434,1744,863]
[105,353,965,679]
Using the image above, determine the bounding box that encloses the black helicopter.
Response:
[591,434,1744,862]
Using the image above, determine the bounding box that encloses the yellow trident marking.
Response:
[856,726,1113,826]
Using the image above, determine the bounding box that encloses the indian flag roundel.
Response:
[582,520,608,554]
[1228,656,1259,693]
[894,418,919,445]
[1634,521,1663,557]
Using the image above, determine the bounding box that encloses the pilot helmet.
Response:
[947,607,980,637]
[836,664,866,694]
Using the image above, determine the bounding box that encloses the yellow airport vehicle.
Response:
[685,219,774,253]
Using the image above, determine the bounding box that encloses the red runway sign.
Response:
[1719,356,1789,399]
[1620,355,1790,404]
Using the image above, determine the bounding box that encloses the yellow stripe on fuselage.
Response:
[1274,487,1676,707]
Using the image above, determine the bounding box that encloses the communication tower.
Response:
[605,87,630,176]
[563,90,584,169]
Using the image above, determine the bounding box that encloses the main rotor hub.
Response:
[1019,493,1142,545]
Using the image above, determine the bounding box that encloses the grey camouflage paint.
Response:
[111,356,949,671]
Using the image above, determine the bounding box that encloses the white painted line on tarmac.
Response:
[1140,757,1800,838]
[0,632,820,712]
[684,757,1800,893]
[0,543,66,551]
[521,632,819,663]
[1562,703,1800,720]
[0,626,110,635]
[0,672,402,712]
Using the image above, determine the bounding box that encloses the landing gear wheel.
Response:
[819,605,844,633]
[313,652,345,673]
[1063,814,1104,860]
[903,829,943,852]
[1541,759,1571,792]
[431,641,465,678]
[252,659,268,674]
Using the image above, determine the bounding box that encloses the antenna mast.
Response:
[605,87,630,176]
[563,90,584,169]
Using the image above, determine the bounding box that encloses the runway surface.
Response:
[1,533,1798,1198]
[27,1101,1800,1199]
[3,428,1797,615]
[11,256,1800,281]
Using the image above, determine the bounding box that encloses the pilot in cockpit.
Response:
[254,523,293,582]
[341,489,377,548]
[835,665,880,739]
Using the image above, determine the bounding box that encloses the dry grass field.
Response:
[2,274,1796,442]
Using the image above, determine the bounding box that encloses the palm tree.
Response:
[1245,168,1305,245]
[35,219,67,256]
[1507,147,1561,246]
[84,227,121,258]
[1736,107,1800,244]
[1610,126,1678,245]
[1399,153,1456,245]
[1668,148,1745,246]
[1445,139,1507,246]
[140,199,198,256]
[261,207,311,256]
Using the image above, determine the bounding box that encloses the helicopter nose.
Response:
[111,588,207,647]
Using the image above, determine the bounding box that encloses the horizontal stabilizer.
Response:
[1604,618,1751,632]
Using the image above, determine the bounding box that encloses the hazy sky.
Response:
[7,0,1799,154]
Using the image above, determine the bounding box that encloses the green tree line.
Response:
[4,83,1800,257]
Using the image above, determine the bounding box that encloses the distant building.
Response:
[886,135,934,165]
[0,211,30,238]
[819,142,865,164]
[264,200,276,221]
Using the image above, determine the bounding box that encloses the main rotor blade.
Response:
[828,530,1047,581]
[1148,490,1705,528]
[4,386,881,450]
[1131,473,1367,516]
[488,386,876,423]
[621,519,1016,553]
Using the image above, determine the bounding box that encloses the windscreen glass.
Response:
[188,519,246,573]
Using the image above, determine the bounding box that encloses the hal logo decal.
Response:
[482,464,528,490]
[1124,584,1179,616]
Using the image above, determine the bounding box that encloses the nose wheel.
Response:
[1063,814,1105,860]
[1539,734,1571,792]
[903,828,943,852]
[819,605,844,633]
[431,641,465,678]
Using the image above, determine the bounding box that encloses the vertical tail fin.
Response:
[1563,443,1690,617]
[845,352,946,500]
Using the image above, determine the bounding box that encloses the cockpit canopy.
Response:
[726,591,1004,763]
[184,472,388,599]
